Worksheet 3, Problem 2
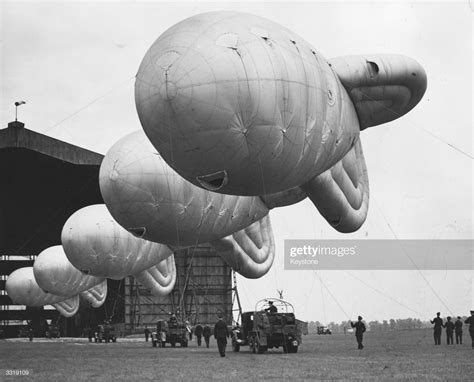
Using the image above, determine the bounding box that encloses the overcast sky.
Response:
[1,1,472,323]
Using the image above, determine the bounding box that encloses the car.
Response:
[231,299,300,354]
[151,317,190,348]
[95,323,117,343]
[45,325,60,338]
[317,326,332,335]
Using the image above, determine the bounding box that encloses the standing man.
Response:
[144,326,150,342]
[195,324,203,346]
[350,316,366,350]
[203,324,211,348]
[214,315,229,357]
[28,327,34,342]
[465,310,474,349]
[454,316,463,345]
[443,316,454,345]
[430,312,443,345]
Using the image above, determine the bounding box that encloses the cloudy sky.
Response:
[1,0,472,323]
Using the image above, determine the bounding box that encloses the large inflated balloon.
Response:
[6,267,79,317]
[100,131,268,246]
[61,204,177,295]
[99,131,275,278]
[135,11,426,196]
[62,204,174,279]
[33,246,107,307]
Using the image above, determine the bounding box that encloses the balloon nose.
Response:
[196,170,228,191]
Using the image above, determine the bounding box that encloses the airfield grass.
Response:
[1,329,472,381]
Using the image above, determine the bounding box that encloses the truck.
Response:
[231,299,300,354]
[45,324,60,338]
[95,323,117,343]
[151,317,190,348]
[317,326,332,335]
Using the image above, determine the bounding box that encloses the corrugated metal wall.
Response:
[124,245,232,331]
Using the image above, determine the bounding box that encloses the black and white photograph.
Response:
[0,0,472,380]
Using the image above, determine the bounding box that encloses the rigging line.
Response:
[414,124,473,160]
[371,196,455,316]
[353,86,473,160]
[237,275,253,310]
[314,270,351,320]
[179,248,196,312]
[344,271,422,317]
[44,76,135,134]
[318,271,327,324]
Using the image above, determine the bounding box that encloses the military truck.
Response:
[95,323,117,343]
[231,299,300,354]
[151,317,190,348]
[45,324,60,338]
[317,326,332,335]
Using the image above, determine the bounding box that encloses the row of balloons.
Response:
[6,11,427,318]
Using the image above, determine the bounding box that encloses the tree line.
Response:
[308,316,469,333]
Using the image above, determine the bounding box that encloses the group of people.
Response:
[192,323,213,348]
[194,316,229,357]
[431,310,474,347]
[348,310,474,351]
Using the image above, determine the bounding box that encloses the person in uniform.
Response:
[264,301,278,314]
[88,327,94,342]
[213,315,229,357]
[195,324,203,346]
[430,312,443,345]
[350,316,366,349]
[465,310,474,349]
[203,325,211,348]
[169,314,178,327]
[443,316,454,345]
[104,321,110,343]
[28,327,34,342]
[144,326,150,342]
[454,316,463,345]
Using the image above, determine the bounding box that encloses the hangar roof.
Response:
[0,121,104,258]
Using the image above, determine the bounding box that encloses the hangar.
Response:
[0,120,232,337]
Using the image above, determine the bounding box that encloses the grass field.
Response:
[1,329,472,381]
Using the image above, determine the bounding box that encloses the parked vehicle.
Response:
[95,322,117,343]
[151,317,190,348]
[231,299,299,354]
[45,324,60,338]
[317,326,332,335]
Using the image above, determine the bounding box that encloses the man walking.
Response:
[454,316,463,345]
[203,325,211,348]
[214,315,229,357]
[350,316,366,350]
[465,310,474,349]
[144,326,150,342]
[443,316,454,345]
[195,324,203,346]
[430,312,443,345]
